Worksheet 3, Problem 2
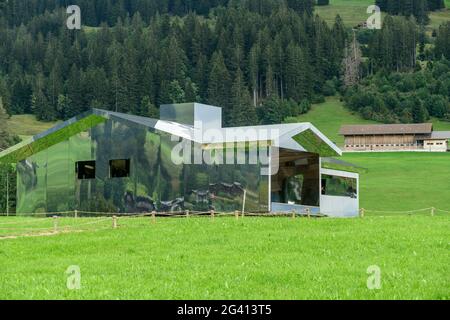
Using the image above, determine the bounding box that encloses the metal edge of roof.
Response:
[1,109,342,162]
[0,109,99,162]
[93,108,196,140]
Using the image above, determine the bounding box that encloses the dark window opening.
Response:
[76,161,96,180]
[110,159,131,178]
[321,174,357,198]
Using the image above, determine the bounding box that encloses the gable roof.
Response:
[0,107,341,164]
[430,131,450,140]
[339,123,433,136]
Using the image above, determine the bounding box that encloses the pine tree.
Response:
[286,42,312,102]
[0,97,11,150]
[141,96,159,118]
[435,22,450,60]
[230,67,258,126]
[207,51,231,122]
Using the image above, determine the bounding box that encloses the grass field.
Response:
[6,115,59,141]
[316,0,377,27]
[287,96,450,147]
[315,0,449,30]
[342,152,450,212]
[0,215,448,300]
[286,97,379,146]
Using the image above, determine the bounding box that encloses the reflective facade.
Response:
[4,104,356,216]
[16,116,268,214]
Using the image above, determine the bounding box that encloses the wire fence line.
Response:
[0,206,449,218]
[0,207,448,240]
[361,207,449,217]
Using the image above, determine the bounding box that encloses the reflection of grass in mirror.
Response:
[0,215,448,299]
[0,115,106,164]
[293,129,339,157]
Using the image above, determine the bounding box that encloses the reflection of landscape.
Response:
[16,114,268,214]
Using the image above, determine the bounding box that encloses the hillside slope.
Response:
[342,152,450,212]
[316,0,449,29]
[6,115,59,141]
[286,96,450,147]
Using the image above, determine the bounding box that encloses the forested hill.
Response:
[0,0,316,26]
[0,0,449,129]
[0,0,445,27]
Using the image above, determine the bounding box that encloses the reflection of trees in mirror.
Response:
[321,174,357,198]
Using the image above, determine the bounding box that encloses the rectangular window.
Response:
[321,174,357,198]
[110,159,131,178]
[76,161,96,180]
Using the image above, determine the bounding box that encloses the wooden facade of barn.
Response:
[340,124,450,152]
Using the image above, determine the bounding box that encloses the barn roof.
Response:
[339,123,433,136]
[430,131,450,140]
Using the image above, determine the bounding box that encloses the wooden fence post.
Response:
[53,216,58,233]
[74,210,78,219]
[210,209,215,220]
[306,208,311,219]
[112,215,117,229]
[151,211,156,224]
[360,208,365,218]
[186,210,190,218]
[431,207,435,217]
[292,210,296,219]
[235,210,239,220]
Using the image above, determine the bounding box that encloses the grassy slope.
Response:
[289,97,450,211]
[6,115,59,140]
[286,97,379,146]
[316,0,449,30]
[316,0,377,27]
[289,97,450,147]
[0,216,448,300]
[342,152,450,211]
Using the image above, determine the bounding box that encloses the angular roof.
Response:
[430,131,450,140]
[0,106,341,164]
[339,123,433,136]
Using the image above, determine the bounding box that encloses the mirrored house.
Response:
[0,103,360,217]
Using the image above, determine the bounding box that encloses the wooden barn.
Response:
[340,123,450,152]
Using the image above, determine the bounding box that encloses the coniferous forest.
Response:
[0,0,448,132]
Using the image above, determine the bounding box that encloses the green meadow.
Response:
[342,152,450,212]
[286,96,379,146]
[0,215,448,300]
[315,0,449,30]
[6,114,59,141]
[288,98,450,148]
[288,97,450,213]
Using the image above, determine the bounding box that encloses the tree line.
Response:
[375,0,446,24]
[0,3,345,127]
[0,2,448,127]
[0,0,315,27]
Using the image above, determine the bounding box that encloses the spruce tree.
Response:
[0,97,11,150]
[207,51,231,123]
[230,67,258,126]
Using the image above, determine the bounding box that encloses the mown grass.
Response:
[286,96,380,146]
[0,215,448,300]
[6,115,59,140]
[287,96,450,147]
[316,0,378,27]
[429,9,450,29]
[315,0,449,30]
[342,152,450,212]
